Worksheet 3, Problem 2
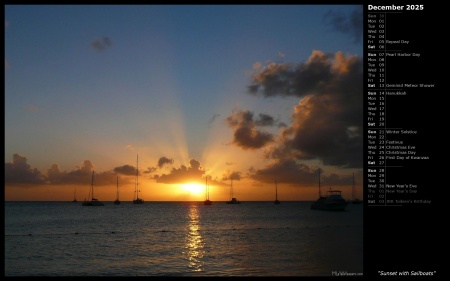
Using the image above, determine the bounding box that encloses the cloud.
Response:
[323,7,363,44]
[155,158,205,184]
[5,154,138,186]
[222,170,242,181]
[248,160,353,187]
[91,36,112,52]
[244,50,363,169]
[208,113,220,126]
[114,164,136,176]
[157,156,174,169]
[249,160,317,185]
[226,109,275,149]
[5,153,45,184]
[51,160,96,185]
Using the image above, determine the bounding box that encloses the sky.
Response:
[5,4,363,202]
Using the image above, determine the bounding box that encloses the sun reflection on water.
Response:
[183,204,205,272]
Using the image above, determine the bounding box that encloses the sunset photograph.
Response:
[5,4,363,276]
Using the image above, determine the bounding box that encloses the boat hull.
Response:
[82,201,104,206]
[311,196,349,211]
[226,198,241,204]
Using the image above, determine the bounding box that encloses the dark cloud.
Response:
[248,160,317,185]
[323,7,363,44]
[208,113,220,126]
[91,36,112,52]
[42,160,93,185]
[246,50,363,168]
[144,167,158,174]
[249,160,356,187]
[226,109,275,149]
[155,158,205,184]
[5,153,45,184]
[222,171,242,181]
[5,154,137,187]
[157,156,174,169]
[114,164,136,176]
[254,113,275,126]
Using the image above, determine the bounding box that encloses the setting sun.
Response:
[182,183,205,195]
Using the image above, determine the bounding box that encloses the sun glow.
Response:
[182,183,204,195]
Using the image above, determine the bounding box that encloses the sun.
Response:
[182,183,204,195]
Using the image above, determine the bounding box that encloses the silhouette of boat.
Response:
[82,171,104,206]
[114,176,120,205]
[133,154,144,204]
[311,168,348,211]
[72,187,77,202]
[226,179,240,204]
[204,176,212,205]
[274,180,280,204]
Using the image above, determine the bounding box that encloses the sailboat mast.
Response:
[91,170,95,200]
[275,179,278,200]
[230,179,233,199]
[318,169,321,198]
[117,176,119,200]
[205,177,208,200]
[136,154,139,200]
[352,172,355,200]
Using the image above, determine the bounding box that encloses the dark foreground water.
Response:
[5,201,363,276]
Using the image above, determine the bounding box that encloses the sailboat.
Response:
[114,176,121,205]
[133,154,144,204]
[72,187,77,202]
[351,172,362,204]
[82,171,104,206]
[274,180,280,204]
[204,176,212,205]
[226,179,240,204]
[310,168,348,211]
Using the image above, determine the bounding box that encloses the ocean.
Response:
[4,201,363,276]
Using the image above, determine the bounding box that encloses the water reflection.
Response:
[184,204,205,272]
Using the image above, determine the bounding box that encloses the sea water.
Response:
[4,201,363,276]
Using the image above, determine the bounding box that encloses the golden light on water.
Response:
[184,204,205,272]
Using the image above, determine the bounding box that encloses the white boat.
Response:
[133,154,144,204]
[226,179,240,204]
[114,176,121,205]
[204,176,212,205]
[311,169,348,211]
[274,180,280,204]
[82,171,104,206]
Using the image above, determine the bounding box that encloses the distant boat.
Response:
[274,180,280,204]
[226,179,240,204]
[114,176,121,205]
[133,154,144,204]
[82,171,104,206]
[351,173,362,204]
[311,168,348,211]
[72,187,77,202]
[204,176,212,205]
